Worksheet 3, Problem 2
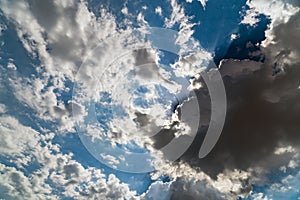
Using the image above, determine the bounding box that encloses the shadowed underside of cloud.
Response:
[184,58,300,175]
[167,7,300,199]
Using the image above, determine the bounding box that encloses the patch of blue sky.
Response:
[85,0,270,67]
[86,0,171,29]
[0,72,57,134]
[159,51,179,70]
[214,13,270,64]
[241,167,300,200]
[134,85,150,95]
[0,14,65,133]
[116,140,149,154]
[99,91,112,104]
[133,97,154,109]
[88,0,172,28]
[180,0,247,52]
[176,0,270,66]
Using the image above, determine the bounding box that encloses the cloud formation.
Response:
[0,0,299,199]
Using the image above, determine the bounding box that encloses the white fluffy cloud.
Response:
[246,0,299,47]
[0,116,41,156]
[0,114,138,199]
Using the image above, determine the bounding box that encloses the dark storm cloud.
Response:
[179,12,300,179]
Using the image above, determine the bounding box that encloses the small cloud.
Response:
[100,153,120,166]
[230,33,239,40]
[121,6,128,15]
[7,62,17,70]
[274,146,295,155]
[240,8,260,26]
[155,6,162,16]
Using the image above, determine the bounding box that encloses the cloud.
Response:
[0,103,6,113]
[144,1,300,199]
[0,163,55,200]
[0,115,138,199]
[245,0,299,47]
[240,7,261,26]
[141,180,173,200]
[198,0,208,9]
[151,161,251,199]
[0,116,40,156]
[0,116,59,199]
[155,6,162,16]
[182,56,300,175]
[0,1,176,198]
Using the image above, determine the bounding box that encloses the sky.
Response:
[0,0,300,199]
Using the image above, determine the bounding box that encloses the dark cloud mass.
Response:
[180,11,300,179]
[161,10,300,200]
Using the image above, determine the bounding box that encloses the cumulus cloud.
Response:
[240,7,261,26]
[150,161,251,199]
[246,0,299,47]
[0,115,138,199]
[0,163,55,200]
[0,116,41,156]
[160,2,300,198]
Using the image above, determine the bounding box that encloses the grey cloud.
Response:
[27,0,61,30]
[179,13,300,181]
[169,179,227,200]
[181,59,300,178]
[265,12,300,75]
[63,164,80,179]
[219,59,262,79]
[133,48,156,66]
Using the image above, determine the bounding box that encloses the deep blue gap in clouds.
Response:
[181,0,247,52]
[180,0,270,65]
[214,14,270,64]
